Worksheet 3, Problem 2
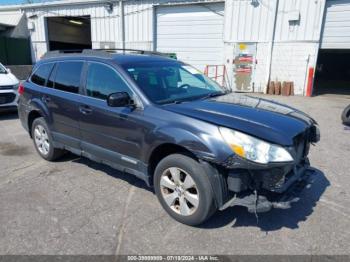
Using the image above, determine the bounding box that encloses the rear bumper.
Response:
[220,166,315,212]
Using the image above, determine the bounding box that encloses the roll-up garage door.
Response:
[321,0,350,49]
[156,3,225,72]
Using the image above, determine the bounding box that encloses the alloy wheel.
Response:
[160,167,199,216]
[34,124,50,156]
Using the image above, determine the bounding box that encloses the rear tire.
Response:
[154,154,217,226]
[341,104,350,126]
[31,117,65,161]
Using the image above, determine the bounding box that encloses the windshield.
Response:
[0,63,7,74]
[122,62,225,104]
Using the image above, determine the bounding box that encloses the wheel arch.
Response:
[28,110,44,137]
[27,98,52,137]
[147,143,197,185]
[147,142,229,208]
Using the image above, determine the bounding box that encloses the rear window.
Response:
[53,61,83,94]
[31,63,54,86]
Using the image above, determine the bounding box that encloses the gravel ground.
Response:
[0,94,349,255]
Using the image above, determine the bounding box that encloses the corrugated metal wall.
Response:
[274,0,324,42]
[24,0,223,60]
[124,0,154,50]
[224,0,273,42]
[223,0,326,94]
[9,0,330,94]
[224,0,325,43]
[25,2,121,60]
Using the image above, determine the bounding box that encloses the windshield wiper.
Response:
[159,99,184,105]
[200,91,226,100]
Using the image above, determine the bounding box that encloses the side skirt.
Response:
[52,132,151,186]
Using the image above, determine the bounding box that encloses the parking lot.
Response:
[0,94,349,255]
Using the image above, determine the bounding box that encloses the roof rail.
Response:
[42,49,113,59]
[41,48,177,60]
[90,48,163,55]
[85,48,177,59]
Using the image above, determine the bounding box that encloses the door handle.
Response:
[42,95,51,103]
[79,105,93,115]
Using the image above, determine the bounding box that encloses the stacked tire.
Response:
[342,105,350,126]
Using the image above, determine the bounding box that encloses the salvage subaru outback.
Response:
[18,49,320,225]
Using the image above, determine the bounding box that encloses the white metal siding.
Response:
[25,3,121,60]
[124,0,154,50]
[156,3,225,71]
[224,0,325,43]
[22,0,223,61]
[321,0,350,49]
[224,0,273,42]
[274,0,324,42]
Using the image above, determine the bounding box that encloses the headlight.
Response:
[219,127,293,164]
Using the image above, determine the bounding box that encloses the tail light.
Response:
[18,83,25,95]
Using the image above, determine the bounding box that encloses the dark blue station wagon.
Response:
[18,50,320,225]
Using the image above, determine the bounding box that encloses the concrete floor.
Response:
[0,94,349,255]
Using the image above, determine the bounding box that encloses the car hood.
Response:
[162,93,317,146]
[0,72,19,86]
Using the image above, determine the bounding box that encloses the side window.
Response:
[31,63,54,87]
[54,62,83,94]
[47,65,56,88]
[86,63,131,100]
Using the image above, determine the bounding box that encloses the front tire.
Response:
[31,117,65,161]
[154,154,217,226]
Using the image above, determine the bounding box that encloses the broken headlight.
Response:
[219,127,294,164]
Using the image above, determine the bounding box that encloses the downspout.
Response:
[264,0,279,93]
[119,0,125,50]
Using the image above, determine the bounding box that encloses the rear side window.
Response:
[53,62,83,94]
[86,63,131,100]
[31,63,54,86]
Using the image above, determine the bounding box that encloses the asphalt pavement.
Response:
[0,94,349,255]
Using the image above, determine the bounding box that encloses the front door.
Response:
[78,62,145,174]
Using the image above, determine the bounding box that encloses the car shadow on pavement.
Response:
[56,154,330,231]
[66,154,153,192]
[0,111,18,121]
[201,168,330,231]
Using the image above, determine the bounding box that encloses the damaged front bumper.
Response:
[220,165,316,213]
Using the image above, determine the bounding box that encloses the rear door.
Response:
[22,62,55,127]
[78,61,146,175]
[46,61,84,150]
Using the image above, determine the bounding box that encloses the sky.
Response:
[0,0,54,5]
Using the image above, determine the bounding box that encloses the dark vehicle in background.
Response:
[18,50,320,225]
[0,62,19,112]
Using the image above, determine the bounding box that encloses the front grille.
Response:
[0,85,14,90]
[0,93,16,105]
[262,167,286,189]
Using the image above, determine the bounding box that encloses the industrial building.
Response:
[0,0,349,96]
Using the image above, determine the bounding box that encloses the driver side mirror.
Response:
[107,92,134,107]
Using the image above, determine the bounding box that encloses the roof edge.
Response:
[0,0,112,11]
